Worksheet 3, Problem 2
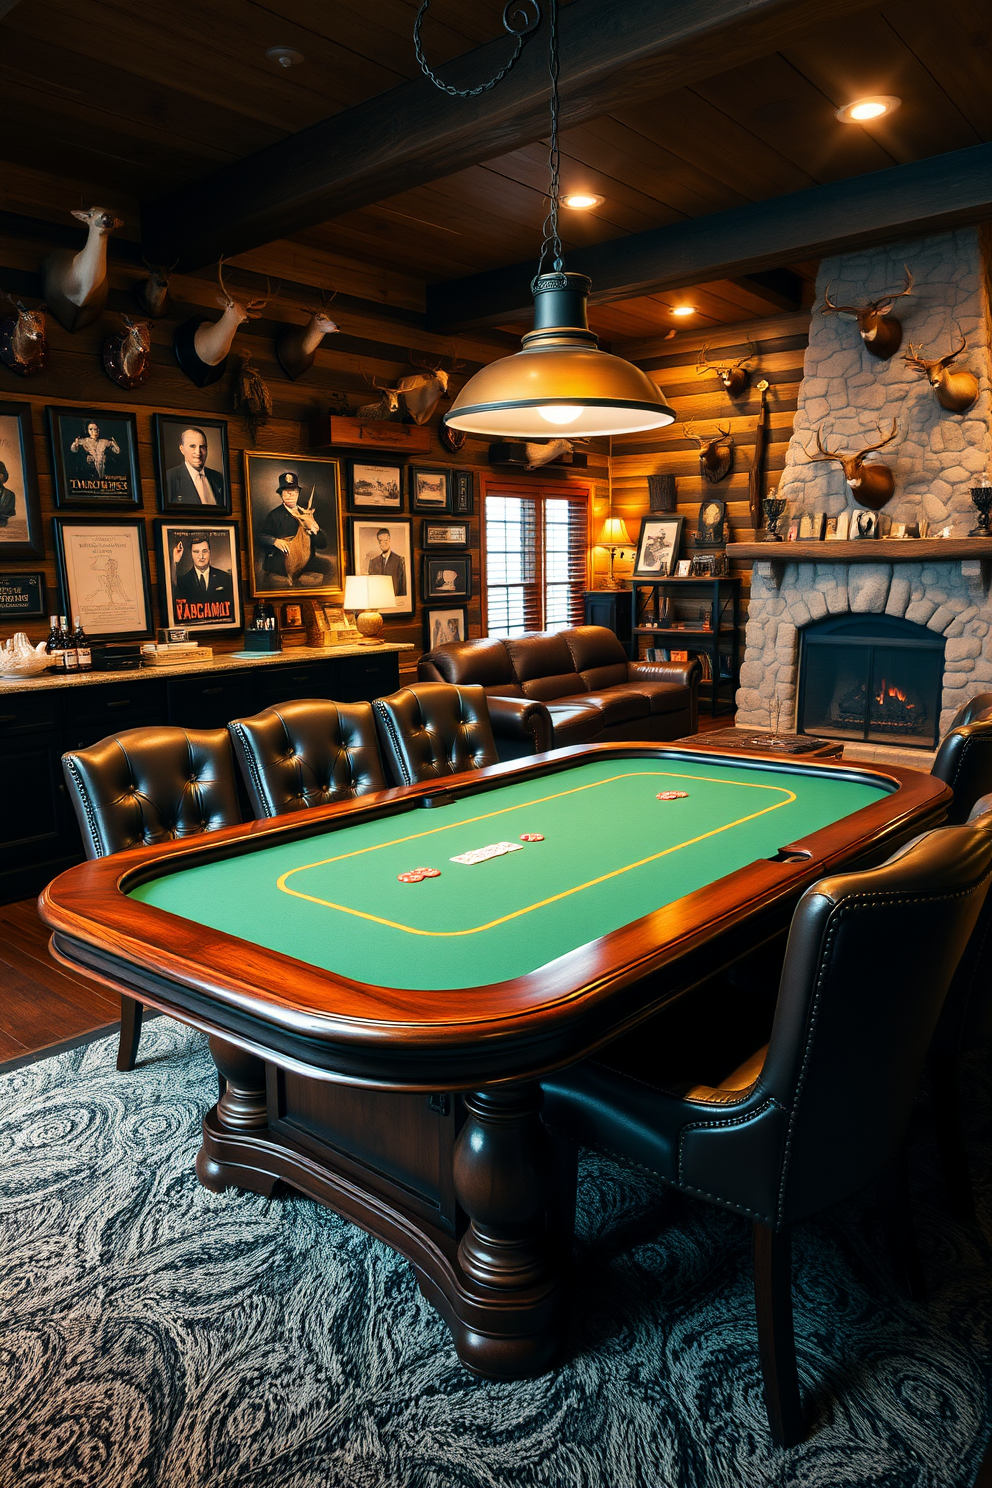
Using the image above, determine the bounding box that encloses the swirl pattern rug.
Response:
[1,1018,990,1488]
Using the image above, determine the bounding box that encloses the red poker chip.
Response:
[656,790,689,800]
[520,833,544,842]
[398,871,426,883]
[415,868,442,878]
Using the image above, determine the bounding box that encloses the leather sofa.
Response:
[418,624,700,756]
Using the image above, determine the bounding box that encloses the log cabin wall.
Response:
[603,310,812,634]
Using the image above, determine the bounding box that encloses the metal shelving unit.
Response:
[632,576,741,717]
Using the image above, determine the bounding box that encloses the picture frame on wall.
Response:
[47,406,142,509]
[346,459,404,511]
[0,401,44,558]
[348,517,414,617]
[421,519,469,549]
[632,516,684,578]
[243,451,344,600]
[452,469,474,515]
[422,552,472,602]
[0,571,46,620]
[410,466,450,512]
[694,496,727,548]
[52,517,153,640]
[154,519,243,633]
[153,414,232,514]
[424,605,468,650]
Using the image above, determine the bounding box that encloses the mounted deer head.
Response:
[134,259,177,318]
[525,439,574,469]
[696,341,756,396]
[903,333,979,414]
[40,206,123,332]
[356,370,403,421]
[820,266,914,360]
[193,257,269,367]
[0,294,47,377]
[396,347,464,425]
[682,421,735,483]
[276,286,340,381]
[102,314,151,390]
[802,421,898,509]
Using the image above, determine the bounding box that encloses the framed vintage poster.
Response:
[694,496,727,548]
[410,466,450,512]
[423,605,468,651]
[0,401,44,559]
[632,516,684,579]
[52,517,153,640]
[421,519,468,548]
[154,520,243,633]
[346,459,404,512]
[0,571,46,620]
[243,452,344,600]
[153,414,232,514]
[452,469,475,515]
[47,406,142,509]
[348,518,414,618]
[421,553,472,602]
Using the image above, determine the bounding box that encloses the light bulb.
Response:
[538,405,583,425]
[851,101,886,119]
[561,193,603,210]
[671,306,695,317]
[836,95,900,124]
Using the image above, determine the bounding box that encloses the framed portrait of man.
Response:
[632,516,683,579]
[154,520,242,633]
[422,553,472,602]
[423,605,468,651]
[47,406,142,509]
[153,414,232,514]
[243,452,344,600]
[348,518,414,617]
[0,401,44,558]
[52,517,153,640]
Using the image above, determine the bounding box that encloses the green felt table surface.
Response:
[129,759,888,992]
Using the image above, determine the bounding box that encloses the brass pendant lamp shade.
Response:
[444,272,676,439]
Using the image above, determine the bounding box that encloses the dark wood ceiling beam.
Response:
[426,143,992,330]
[140,0,877,269]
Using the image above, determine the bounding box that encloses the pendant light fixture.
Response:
[415,0,676,439]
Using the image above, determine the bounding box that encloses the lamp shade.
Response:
[597,517,632,547]
[343,574,396,611]
[444,273,676,439]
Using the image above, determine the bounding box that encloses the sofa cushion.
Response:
[561,625,629,691]
[610,680,692,717]
[545,701,604,747]
[420,636,516,689]
[504,632,585,702]
[576,689,649,726]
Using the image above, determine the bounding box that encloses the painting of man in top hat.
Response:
[243,451,344,599]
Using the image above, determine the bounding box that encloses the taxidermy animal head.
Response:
[802,421,898,509]
[356,371,403,421]
[682,421,735,483]
[192,258,270,368]
[0,294,47,376]
[819,266,914,360]
[276,286,340,381]
[40,206,123,332]
[903,333,979,415]
[696,341,756,397]
[525,439,574,469]
[102,315,152,390]
[396,348,464,425]
[134,259,176,318]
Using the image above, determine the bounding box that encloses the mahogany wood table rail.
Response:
[39,743,949,1381]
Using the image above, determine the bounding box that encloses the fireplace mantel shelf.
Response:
[728,539,992,591]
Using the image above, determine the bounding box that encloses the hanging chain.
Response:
[414,0,540,98]
[536,0,563,277]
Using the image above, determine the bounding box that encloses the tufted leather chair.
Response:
[229,699,386,819]
[372,683,500,785]
[62,726,243,1072]
[931,704,992,824]
[541,823,992,1446]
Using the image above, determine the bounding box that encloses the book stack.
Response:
[140,642,213,667]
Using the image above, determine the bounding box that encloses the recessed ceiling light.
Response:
[266,45,304,68]
[561,193,604,210]
[836,95,900,124]
[671,305,695,317]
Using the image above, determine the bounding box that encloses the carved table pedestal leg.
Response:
[196,1036,279,1197]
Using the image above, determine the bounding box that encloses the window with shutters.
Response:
[483,484,589,638]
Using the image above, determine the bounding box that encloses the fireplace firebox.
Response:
[797,614,945,749]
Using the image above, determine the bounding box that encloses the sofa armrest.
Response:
[628,658,702,691]
[486,695,554,753]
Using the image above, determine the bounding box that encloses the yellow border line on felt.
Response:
[276,769,797,938]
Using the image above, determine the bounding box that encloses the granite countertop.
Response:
[0,643,415,695]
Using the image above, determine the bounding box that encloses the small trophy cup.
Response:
[762,493,787,542]
[970,482,992,538]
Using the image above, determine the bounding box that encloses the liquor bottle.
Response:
[72,616,92,672]
[59,614,78,671]
[46,615,62,657]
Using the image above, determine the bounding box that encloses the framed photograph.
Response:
[694,497,726,548]
[0,401,44,558]
[347,459,404,511]
[786,520,800,542]
[47,406,142,509]
[410,466,450,512]
[421,520,469,548]
[422,553,472,602]
[153,414,232,514]
[797,511,825,541]
[850,508,878,540]
[154,520,243,633]
[690,554,716,576]
[348,518,414,617]
[452,469,475,515]
[632,516,683,578]
[243,452,344,600]
[675,560,692,577]
[0,571,46,620]
[52,517,153,640]
[424,605,468,651]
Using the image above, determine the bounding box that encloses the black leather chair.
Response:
[931,695,992,823]
[541,824,992,1446]
[62,726,243,1071]
[372,683,500,786]
[229,698,387,819]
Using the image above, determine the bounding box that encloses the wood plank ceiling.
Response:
[1,0,989,336]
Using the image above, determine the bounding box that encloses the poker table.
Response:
[41,742,949,1380]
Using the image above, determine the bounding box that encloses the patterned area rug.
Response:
[1,1019,990,1488]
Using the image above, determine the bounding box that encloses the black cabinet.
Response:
[584,590,633,656]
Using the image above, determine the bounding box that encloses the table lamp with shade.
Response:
[343,574,395,644]
[597,517,632,588]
